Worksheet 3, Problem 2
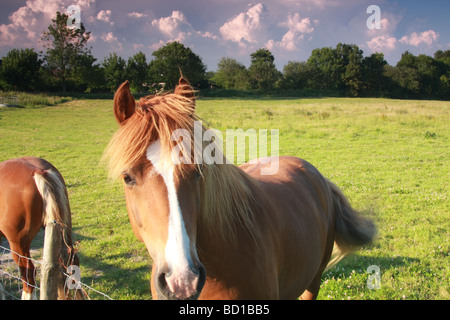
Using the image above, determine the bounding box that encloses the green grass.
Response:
[0,96,448,300]
[0,91,74,108]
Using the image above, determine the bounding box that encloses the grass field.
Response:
[0,95,448,300]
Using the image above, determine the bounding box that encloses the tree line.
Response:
[0,12,449,100]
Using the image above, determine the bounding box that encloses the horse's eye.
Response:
[122,173,135,187]
[195,164,203,180]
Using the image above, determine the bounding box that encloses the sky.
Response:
[0,0,449,71]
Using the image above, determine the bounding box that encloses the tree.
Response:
[126,51,148,93]
[362,52,387,92]
[397,51,442,97]
[434,50,450,60]
[0,48,42,91]
[434,50,450,99]
[103,53,127,93]
[384,65,421,97]
[397,51,418,69]
[248,48,281,91]
[148,42,207,90]
[439,73,450,99]
[281,61,314,90]
[336,43,364,96]
[72,54,104,92]
[307,47,340,90]
[416,54,440,97]
[212,57,250,90]
[41,11,92,92]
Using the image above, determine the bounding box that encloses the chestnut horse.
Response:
[103,78,376,300]
[0,157,81,299]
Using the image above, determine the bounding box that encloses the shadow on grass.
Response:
[75,250,152,300]
[324,253,420,278]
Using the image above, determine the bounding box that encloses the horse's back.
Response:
[240,156,335,298]
[240,156,333,228]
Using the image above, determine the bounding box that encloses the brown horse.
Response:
[0,157,81,299]
[103,78,376,300]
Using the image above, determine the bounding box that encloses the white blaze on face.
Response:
[146,140,197,298]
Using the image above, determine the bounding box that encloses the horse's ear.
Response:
[113,81,136,125]
[174,77,196,105]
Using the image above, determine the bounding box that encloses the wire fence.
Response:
[0,96,19,107]
[0,245,40,300]
[0,244,113,300]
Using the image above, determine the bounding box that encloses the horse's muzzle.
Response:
[156,264,206,300]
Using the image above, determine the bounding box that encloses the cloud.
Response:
[364,12,402,53]
[275,0,329,10]
[0,3,44,45]
[101,31,123,51]
[367,28,439,54]
[197,31,218,40]
[266,13,316,52]
[101,32,116,43]
[128,12,148,19]
[148,10,221,52]
[152,11,191,40]
[97,9,113,25]
[399,30,439,47]
[0,0,95,48]
[1,0,447,70]
[149,40,166,51]
[219,3,267,48]
[366,18,392,37]
[281,13,315,34]
[0,24,20,46]
[366,35,397,52]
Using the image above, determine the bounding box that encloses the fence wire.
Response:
[0,244,112,300]
[0,96,19,107]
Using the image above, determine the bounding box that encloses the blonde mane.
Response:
[200,163,261,246]
[103,87,261,246]
[103,92,197,180]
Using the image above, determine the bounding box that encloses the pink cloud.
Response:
[0,24,19,46]
[281,13,315,34]
[399,30,439,47]
[0,0,95,49]
[152,11,191,39]
[101,32,116,43]
[266,13,316,52]
[6,5,39,40]
[101,31,123,51]
[366,35,397,52]
[219,3,266,47]
[97,9,113,25]
[128,12,148,19]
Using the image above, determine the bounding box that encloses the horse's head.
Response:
[106,78,205,300]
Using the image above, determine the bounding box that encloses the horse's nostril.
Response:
[157,271,169,290]
[155,264,206,300]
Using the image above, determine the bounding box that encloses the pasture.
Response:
[0,95,448,300]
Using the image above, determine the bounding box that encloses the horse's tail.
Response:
[326,180,376,270]
[33,169,71,228]
[34,170,85,299]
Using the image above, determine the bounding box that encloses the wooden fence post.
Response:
[40,221,62,300]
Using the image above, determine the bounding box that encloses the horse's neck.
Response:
[198,162,262,248]
[196,164,270,298]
